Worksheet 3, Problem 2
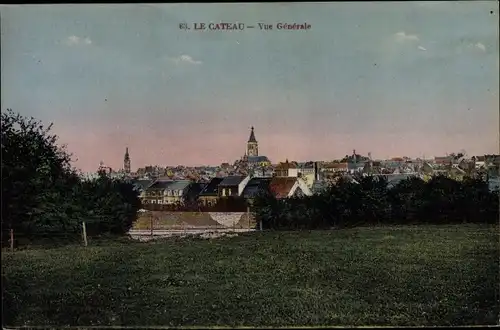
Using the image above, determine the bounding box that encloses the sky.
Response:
[1,2,499,172]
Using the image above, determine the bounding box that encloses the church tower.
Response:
[247,126,258,157]
[124,147,131,173]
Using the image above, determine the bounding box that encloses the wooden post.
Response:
[247,206,250,229]
[259,220,263,231]
[150,215,154,237]
[82,222,88,247]
[10,229,14,252]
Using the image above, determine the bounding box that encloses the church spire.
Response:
[246,126,259,157]
[248,126,257,143]
[124,147,131,174]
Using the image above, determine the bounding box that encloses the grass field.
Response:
[2,225,499,327]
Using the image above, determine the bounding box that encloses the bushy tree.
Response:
[388,176,426,223]
[1,109,141,246]
[1,109,83,243]
[252,188,284,229]
[81,171,141,236]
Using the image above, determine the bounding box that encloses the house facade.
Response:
[144,180,171,204]
[132,179,154,203]
[217,175,251,197]
[162,180,192,205]
[198,177,224,206]
[322,162,349,173]
[274,160,298,177]
[143,180,193,205]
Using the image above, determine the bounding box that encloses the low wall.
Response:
[133,211,257,230]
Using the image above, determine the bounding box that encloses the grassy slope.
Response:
[2,225,499,327]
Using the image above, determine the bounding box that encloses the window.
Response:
[158,200,162,204]
[222,188,226,196]
[152,200,157,204]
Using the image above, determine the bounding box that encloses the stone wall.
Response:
[133,211,256,230]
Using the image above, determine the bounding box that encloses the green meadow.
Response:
[2,225,498,327]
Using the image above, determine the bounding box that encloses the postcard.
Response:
[1,2,499,328]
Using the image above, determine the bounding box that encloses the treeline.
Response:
[1,109,141,247]
[253,175,499,230]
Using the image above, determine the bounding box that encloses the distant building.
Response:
[434,156,453,166]
[124,147,131,174]
[241,177,273,203]
[274,159,298,177]
[322,162,349,173]
[98,161,113,174]
[162,180,192,205]
[217,175,251,197]
[198,177,224,206]
[242,127,271,166]
[268,177,312,199]
[144,180,192,205]
[247,126,258,157]
[132,179,154,202]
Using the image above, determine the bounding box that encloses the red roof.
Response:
[269,177,297,199]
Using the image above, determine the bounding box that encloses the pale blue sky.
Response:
[1,2,498,171]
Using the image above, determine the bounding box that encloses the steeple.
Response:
[246,126,259,157]
[124,147,131,174]
[248,126,257,143]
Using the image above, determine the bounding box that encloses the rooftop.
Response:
[199,177,224,196]
[247,155,270,163]
[269,177,297,199]
[219,175,247,187]
[248,126,257,143]
[241,177,272,198]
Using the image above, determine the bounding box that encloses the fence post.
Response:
[150,215,153,237]
[259,220,263,231]
[82,222,88,247]
[247,206,250,229]
[10,229,14,252]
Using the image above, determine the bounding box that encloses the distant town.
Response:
[81,126,500,206]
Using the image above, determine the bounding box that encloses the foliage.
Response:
[253,173,499,230]
[80,171,141,236]
[1,109,140,247]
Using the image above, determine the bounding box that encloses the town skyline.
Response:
[2,2,498,172]
[102,124,490,173]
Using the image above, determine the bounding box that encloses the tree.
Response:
[81,171,141,235]
[1,109,141,246]
[1,109,81,244]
